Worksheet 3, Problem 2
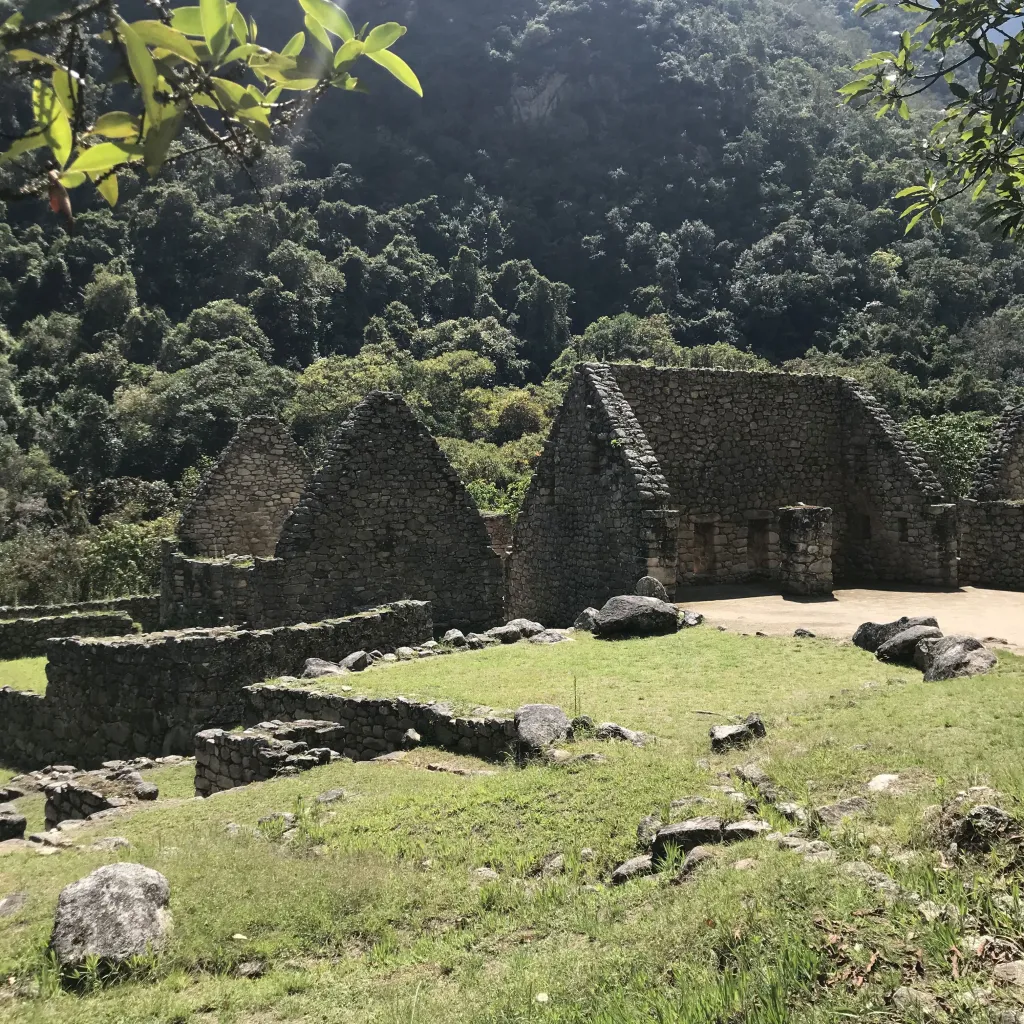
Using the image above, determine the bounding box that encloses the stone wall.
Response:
[971,406,1024,501]
[0,611,137,660]
[178,416,310,558]
[0,596,160,632]
[508,364,677,625]
[958,499,1024,589]
[482,513,514,554]
[0,601,431,770]
[778,506,833,596]
[610,366,954,588]
[254,392,504,633]
[159,543,253,629]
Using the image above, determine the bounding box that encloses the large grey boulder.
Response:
[852,616,938,653]
[573,607,600,632]
[51,863,172,970]
[593,595,679,639]
[0,805,26,841]
[302,658,344,678]
[506,618,545,639]
[914,634,997,681]
[514,704,571,751]
[635,576,670,602]
[876,625,943,664]
[340,650,369,672]
[486,624,523,644]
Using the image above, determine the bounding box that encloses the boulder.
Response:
[793,628,815,638]
[593,595,679,639]
[506,618,545,639]
[573,607,600,632]
[942,804,1022,852]
[442,629,467,647]
[875,625,942,664]
[852,616,938,653]
[486,624,523,644]
[635,576,670,601]
[340,650,369,672]
[50,863,172,970]
[133,782,159,801]
[815,796,870,826]
[465,633,498,650]
[652,817,724,863]
[637,815,663,848]
[396,647,417,660]
[709,714,766,753]
[302,658,344,679]
[529,629,571,644]
[673,846,716,881]
[678,610,704,628]
[914,634,997,681]
[0,809,27,842]
[723,819,772,842]
[610,854,653,884]
[514,704,571,751]
[595,722,649,746]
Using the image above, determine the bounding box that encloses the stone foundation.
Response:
[0,611,137,660]
[0,596,160,632]
[958,499,1024,590]
[43,769,157,829]
[778,506,833,595]
[0,601,431,770]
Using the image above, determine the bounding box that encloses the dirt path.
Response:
[680,584,1024,651]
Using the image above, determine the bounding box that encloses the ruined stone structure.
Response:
[178,416,310,559]
[160,543,253,629]
[0,611,137,659]
[0,596,160,632]
[0,601,430,769]
[777,506,834,596]
[511,365,957,624]
[971,405,1024,501]
[253,392,504,633]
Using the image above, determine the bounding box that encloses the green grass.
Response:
[0,656,47,695]
[2,630,1024,1023]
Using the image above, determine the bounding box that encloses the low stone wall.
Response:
[195,720,344,795]
[0,611,137,660]
[0,601,431,770]
[160,542,253,629]
[244,684,517,762]
[0,596,160,632]
[958,499,1024,589]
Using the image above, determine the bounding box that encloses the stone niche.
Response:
[777,506,833,596]
[178,416,311,559]
[252,391,505,634]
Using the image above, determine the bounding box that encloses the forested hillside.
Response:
[0,0,1020,603]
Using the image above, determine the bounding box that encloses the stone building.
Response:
[509,364,957,624]
[971,405,1024,501]
[252,392,505,633]
[177,417,311,558]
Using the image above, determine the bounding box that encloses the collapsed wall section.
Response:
[0,601,431,769]
[178,416,311,558]
[508,364,676,625]
[958,499,1024,589]
[255,392,504,633]
[971,405,1024,501]
[0,611,137,659]
[0,596,160,632]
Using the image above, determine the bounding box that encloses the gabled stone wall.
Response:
[159,542,253,629]
[178,417,310,558]
[253,392,504,633]
[958,499,1024,589]
[971,405,1024,501]
[508,364,677,625]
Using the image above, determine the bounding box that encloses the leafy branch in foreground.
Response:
[842,0,1024,236]
[0,0,421,221]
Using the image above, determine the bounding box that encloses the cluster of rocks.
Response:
[573,589,703,640]
[44,767,158,830]
[853,615,997,680]
[709,714,767,753]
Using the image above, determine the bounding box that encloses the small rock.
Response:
[733,858,758,871]
[544,748,574,764]
[235,960,265,979]
[709,714,766,753]
[0,811,27,842]
[373,750,408,762]
[724,819,772,842]
[853,617,939,653]
[595,722,648,746]
[816,796,870,827]
[918,900,949,923]
[843,861,899,896]
[537,853,566,878]
[0,892,27,917]
[315,789,347,805]
[916,634,997,682]
[573,607,600,632]
[679,610,703,628]
[793,628,815,638]
[993,961,1024,987]
[396,647,417,661]
[579,847,595,861]
[472,867,499,882]
[891,986,941,1016]
[506,618,545,639]
[89,837,131,852]
[635,576,670,601]
[340,650,369,672]
[943,805,1022,852]
[50,863,172,970]
[637,815,664,849]
[302,658,344,679]
[866,774,900,793]
[443,629,467,647]
[571,752,608,764]
[487,624,523,644]
[258,812,297,828]
[403,728,422,748]
[652,817,724,863]
[381,653,398,663]
[515,704,571,751]
[611,854,653,884]
[571,715,594,734]
[529,629,571,644]
[673,845,716,881]
[133,782,159,801]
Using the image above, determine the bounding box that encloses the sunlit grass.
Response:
[0,656,47,695]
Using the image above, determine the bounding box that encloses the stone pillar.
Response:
[777,506,833,596]
[641,510,679,596]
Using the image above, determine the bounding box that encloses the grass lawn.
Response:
[2,629,1024,1022]
[0,656,47,695]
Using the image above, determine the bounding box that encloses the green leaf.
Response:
[91,111,141,139]
[65,141,144,174]
[96,173,119,206]
[57,171,87,188]
[297,0,354,40]
[222,43,265,63]
[893,185,928,198]
[304,13,333,57]
[366,48,421,97]
[229,3,247,43]
[32,78,72,167]
[930,208,943,229]
[904,209,926,233]
[169,6,204,36]
[144,103,184,176]
[0,130,47,165]
[200,0,230,59]
[117,18,162,129]
[333,38,364,67]
[898,99,910,120]
[281,31,305,57]
[130,21,200,63]
[52,67,79,118]
[6,48,62,69]
[362,23,405,54]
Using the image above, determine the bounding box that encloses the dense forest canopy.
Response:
[0,0,1021,603]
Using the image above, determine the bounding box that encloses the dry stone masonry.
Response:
[178,416,311,559]
[254,392,504,633]
[958,499,1024,590]
[0,611,137,659]
[160,544,253,629]
[0,601,430,769]
[971,405,1024,501]
[0,596,160,632]
[512,365,957,623]
[777,506,833,596]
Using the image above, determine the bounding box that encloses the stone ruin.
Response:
[177,416,311,559]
